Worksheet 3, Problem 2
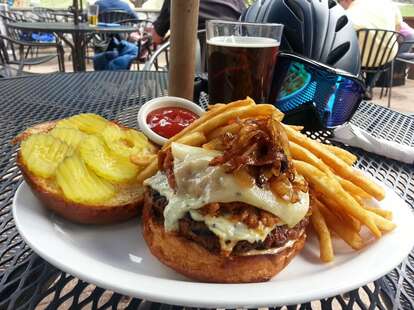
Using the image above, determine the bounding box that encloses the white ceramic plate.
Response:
[13,181,414,308]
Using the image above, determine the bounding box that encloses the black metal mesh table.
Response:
[0,71,413,310]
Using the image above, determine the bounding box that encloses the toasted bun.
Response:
[142,190,307,283]
[15,121,146,224]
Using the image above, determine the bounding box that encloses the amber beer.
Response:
[88,15,98,26]
[88,4,99,27]
[207,36,279,104]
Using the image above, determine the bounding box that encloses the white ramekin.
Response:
[137,96,205,145]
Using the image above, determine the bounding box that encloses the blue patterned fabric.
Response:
[93,38,138,71]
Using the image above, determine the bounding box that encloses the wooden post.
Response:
[168,0,200,100]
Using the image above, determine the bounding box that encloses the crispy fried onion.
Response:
[199,202,280,229]
[158,149,176,190]
[209,115,308,203]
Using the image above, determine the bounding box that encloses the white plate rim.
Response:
[12,181,414,308]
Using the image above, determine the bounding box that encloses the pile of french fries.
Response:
[136,97,395,263]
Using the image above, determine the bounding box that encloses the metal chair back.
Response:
[356,28,403,71]
[32,7,57,22]
[0,34,19,78]
[144,29,206,72]
[0,12,26,42]
[4,10,26,22]
[98,10,136,23]
[0,35,9,64]
[356,29,404,107]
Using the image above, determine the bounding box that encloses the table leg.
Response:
[56,32,86,72]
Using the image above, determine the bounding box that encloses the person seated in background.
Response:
[93,37,139,71]
[95,0,139,20]
[398,21,414,58]
[339,0,402,99]
[150,0,246,45]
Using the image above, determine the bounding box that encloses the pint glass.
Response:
[207,21,283,104]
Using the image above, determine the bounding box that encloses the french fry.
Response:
[164,97,255,148]
[202,138,223,150]
[208,122,241,140]
[323,144,357,166]
[366,210,396,232]
[208,103,226,110]
[314,197,364,250]
[130,154,157,166]
[337,177,372,199]
[288,125,304,131]
[137,160,158,184]
[172,104,277,145]
[310,201,334,262]
[290,142,371,202]
[317,194,361,232]
[289,142,332,175]
[175,131,207,146]
[362,204,393,220]
[293,160,381,238]
[285,125,385,201]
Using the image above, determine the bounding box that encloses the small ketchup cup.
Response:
[137,96,205,145]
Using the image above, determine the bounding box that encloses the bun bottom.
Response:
[142,196,307,283]
[18,157,141,225]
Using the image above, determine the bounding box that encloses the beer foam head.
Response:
[207,36,280,48]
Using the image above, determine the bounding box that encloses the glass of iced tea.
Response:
[88,5,99,27]
[207,20,283,104]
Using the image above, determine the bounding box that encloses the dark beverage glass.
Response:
[207,21,283,104]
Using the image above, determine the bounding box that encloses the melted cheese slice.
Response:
[144,143,309,233]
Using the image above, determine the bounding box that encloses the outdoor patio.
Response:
[1,1,414,310]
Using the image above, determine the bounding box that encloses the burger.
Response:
[142,116,310,283]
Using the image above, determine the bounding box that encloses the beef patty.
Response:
[146,188,309,256]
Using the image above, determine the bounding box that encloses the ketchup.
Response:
[146,107,199,138]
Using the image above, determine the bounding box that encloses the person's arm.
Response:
[152,0,171,41]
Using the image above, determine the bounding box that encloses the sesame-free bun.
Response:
[14,120,147,224]
[142,189,307,283]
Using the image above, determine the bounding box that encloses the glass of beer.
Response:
[207,20,283,104]
[88,5,99,27]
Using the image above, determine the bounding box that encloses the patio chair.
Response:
[143,29,206,73]
[395,40,414,71]
[356,28,403,107]
[117,18,154,69]
[32,7,58,23]
[91,10,139,53]
[0,13,65,72]
[4,10,26,22]
[0,33,65,74]
[98,10,137,24]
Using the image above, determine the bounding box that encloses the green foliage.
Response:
[400,4,414,16]
[39,0,73,8]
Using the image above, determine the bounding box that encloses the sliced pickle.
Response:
[55,113,109,135]
[80,135,138,183]
[20,134,73,178]
[49,127,86,150]
[56,154,115,204]
[102,123,154,160]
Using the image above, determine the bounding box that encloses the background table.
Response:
[0,71,413,309]
[8,22,139,72]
